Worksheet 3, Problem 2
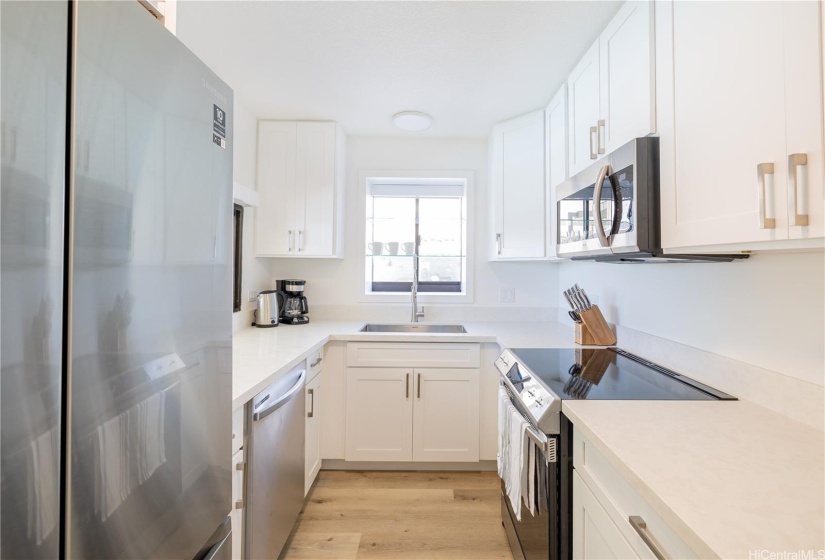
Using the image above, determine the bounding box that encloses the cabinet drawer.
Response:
[232,405,244,455]
[573,427,698,559]
[307,347,324,381]
[347,342,480,368]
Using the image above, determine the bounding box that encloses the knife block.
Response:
[574,322,597,345]
[575,305,617,346]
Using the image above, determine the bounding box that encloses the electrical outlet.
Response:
[500,287,515,304]
[248,290,257,303]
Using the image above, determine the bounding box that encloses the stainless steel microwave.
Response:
[555,137,746,263]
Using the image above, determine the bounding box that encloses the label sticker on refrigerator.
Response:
[213,104,226,138]
[213,133,226,149]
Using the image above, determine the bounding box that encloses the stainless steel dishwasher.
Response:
[246,366,306,559]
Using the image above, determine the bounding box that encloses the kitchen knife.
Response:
[572,290,586,312]
[581,290,593,309]
[563,291,576,310]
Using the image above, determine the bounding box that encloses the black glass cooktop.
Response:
[508,347,735,401]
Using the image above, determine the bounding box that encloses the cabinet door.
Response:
[345,367,413,461]
[573,472,639,560]
[412,368,479,462]
[231,449,245,560]
[295,122,336,256]
[546,86,568,260]
[664,1,788,248]
[256,121,297,256]
[784,1,824,240]
[490,110,546,259]
[567,41,600,176]
[599,1,654,154]
[305,372,322,495]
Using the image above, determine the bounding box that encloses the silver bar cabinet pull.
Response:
[310,357,323,367]
[417,373,421,399]
[307,388,314,418]
[406,373,410,398]
[629,516,667,560]
[287,230,293,251]
[589,126,598,159]
[297,230,303,252]
[788,153,809,226]
[597,119,605,154]
[495,233,502,255]
[757,163,776,229]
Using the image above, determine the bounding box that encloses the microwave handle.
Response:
[593,164,612,247]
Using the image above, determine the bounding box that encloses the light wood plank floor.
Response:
[280,471,514,560]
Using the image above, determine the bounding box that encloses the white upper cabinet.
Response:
[256,122,296,256]
[546,85,568,260]
[599,1,655,155]
[567,42,601,176]
[489,109,547,260]
[567,1,655,176]
[546,86,568,191]
[256,121,345,258]
[658,0,824,249]
[783,1,824,242]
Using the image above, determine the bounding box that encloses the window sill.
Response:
[358,290,473,304]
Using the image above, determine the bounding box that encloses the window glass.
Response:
[366,191,465,293]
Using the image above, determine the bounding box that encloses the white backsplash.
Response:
[556,308,824,430]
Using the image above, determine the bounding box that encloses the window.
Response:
[365,177,468,295]
[233,204,243,312]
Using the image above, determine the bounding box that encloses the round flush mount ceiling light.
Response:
[392,111,433,131]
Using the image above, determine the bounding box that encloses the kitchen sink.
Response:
[359,323,467,334]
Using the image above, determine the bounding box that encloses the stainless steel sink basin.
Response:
[359,323,467,334]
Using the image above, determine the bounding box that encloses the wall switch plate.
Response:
[500,287,515,304]
[247,290,257,303]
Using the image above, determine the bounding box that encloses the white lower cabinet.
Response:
[412,368,480,462]
[344,343,481,463]
[231,448,245,560]
[304,370,322,494]
[573,472,638,560]
[573,427,699,560]
[345,367,414,461]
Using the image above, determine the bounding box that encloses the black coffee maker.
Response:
[277,279,309,325]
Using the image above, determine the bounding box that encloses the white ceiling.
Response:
[176,1,622,139]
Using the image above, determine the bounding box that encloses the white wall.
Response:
[234,100,272,330]
[557,252,825,386]
[269,135,559,316]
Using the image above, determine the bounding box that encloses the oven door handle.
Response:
[593,164,614,247]
[499,378,551,456]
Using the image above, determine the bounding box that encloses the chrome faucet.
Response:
[411,252,424,322]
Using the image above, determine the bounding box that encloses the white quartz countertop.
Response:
[233,318,824,558]
[563,399,825,559]
[232,319,575,409]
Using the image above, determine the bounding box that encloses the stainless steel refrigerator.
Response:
[1,2,233,558]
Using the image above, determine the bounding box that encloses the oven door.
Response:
[556,138,649,258]
[500,391,559,560]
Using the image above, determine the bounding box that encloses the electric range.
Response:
[494,347,735,560]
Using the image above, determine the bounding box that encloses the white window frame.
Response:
[358,170,475,304]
